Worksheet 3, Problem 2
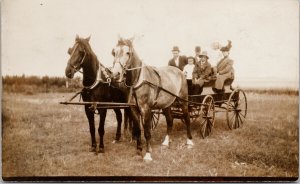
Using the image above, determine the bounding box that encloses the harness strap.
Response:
[83,63,111,90]
[134,80,205,106]
[150,67,162,107]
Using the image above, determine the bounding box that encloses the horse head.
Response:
[65,35,91,78]
[111,37,135,83]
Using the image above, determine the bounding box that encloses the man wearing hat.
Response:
[213,40,235,93]
[194,46,201,63]
[192,51,212,94]
[168,46,187,71]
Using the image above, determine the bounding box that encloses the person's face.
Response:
[172,51,179,58]
[195,51,201,56]
[222,51,229,57]
[188,59,194,64]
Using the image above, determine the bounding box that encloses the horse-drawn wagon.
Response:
[151,78,247,138]
[61,35,247,161]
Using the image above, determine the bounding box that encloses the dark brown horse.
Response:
[111,38,194,161]
[65,35,139,153]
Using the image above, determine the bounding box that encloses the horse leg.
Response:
[143,109,153,161]
[98,109,107,153]
[113,108,122,142]
[85,105,96,152]
[124,110,129,132]
[124,108,133,141]
[130,107,142,155]
[182,102,194,148]
[162,107,173,147]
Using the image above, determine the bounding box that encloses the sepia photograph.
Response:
[1,0,299,182]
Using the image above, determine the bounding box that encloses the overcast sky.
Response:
[1,0,299,87]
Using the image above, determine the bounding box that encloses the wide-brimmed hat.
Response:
[199,51,209,59]
[195,46,201,52]
[172,46,180,52]
[220,40,232,52]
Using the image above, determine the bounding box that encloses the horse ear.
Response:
[86,35,91,42]
[111,48,115,56]
[75,34,79,41]
[68,48,72,55]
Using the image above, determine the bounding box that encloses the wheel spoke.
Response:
[228,102,235,108]
[229,112,235,123]
[236,114,240,128]
[234,114,238,129]
[239,112,246,118]
[238,101,245,107]
[238,113,244,125]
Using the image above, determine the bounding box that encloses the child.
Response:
[183,56,195,95]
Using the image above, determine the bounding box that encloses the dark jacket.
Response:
[192,61,212,80]
[168,56,187,71]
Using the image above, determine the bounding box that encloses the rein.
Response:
[69,43,86,74]
[69,42,112,90]
[124,60,205,106]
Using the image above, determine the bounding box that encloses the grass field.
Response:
[2,91,299,180]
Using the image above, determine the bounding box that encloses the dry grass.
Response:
[2,92,298,180]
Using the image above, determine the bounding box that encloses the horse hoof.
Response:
[89,146,97,152]
[112,139,121,144]
[186,139,194,149]
[98,147,105,153]
[187,144,193,149]
[143,153,153,162]
[161,142,169,147]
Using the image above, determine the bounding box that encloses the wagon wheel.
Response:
[151,109,161,130]
[200,95,215,138]
[226,88,247,129]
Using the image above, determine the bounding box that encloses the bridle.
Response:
[112,45,143,87]
[68,41,111,89]
[69,42,87,74]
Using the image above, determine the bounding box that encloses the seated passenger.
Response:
[213,40,235,93]
[192,51,212,94]
[183,57,195,95]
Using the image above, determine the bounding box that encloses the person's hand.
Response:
[192,78,198,84]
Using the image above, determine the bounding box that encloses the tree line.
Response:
[3,75,82,94]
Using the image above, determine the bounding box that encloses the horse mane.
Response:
[77,38,99,70]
